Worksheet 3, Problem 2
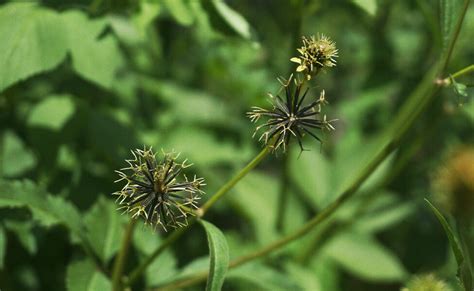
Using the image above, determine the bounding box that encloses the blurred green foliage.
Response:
[0,0,473,290]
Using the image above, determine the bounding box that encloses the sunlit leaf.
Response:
[61,11,124,89]
[66,258,111,291]
[285,262,322,291]
[163,0,194,26]
[0,180,88,248]
[0,2,68,92]
[324,232,407,281]
[27,95,75,131]
[1,131,36,177]
[202,0,255,40]
[352,0,377,16]
[84,197,122,263]
[355,200,415,233]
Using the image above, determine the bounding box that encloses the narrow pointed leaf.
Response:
[425,199,464,266]
[200,220,229,291]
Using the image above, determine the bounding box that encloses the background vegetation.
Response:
[0,0,473,290]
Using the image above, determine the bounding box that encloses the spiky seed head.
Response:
[247,75,336,153]
[290,34,338,80]
[113,147,205,231]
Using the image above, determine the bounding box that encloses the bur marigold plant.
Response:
[247,75,335,152]
[248,34,338,153]
[113,147,205,231]
[290,34,338,80]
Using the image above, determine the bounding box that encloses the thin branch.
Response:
[112,219,137,291]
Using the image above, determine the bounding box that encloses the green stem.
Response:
[451,64,474,79]
[125,224,190,285]
[125,147,270,285]
[442,64,474,85]
[151,2,471,287]
[276,0,304,231]
[152,139,418,290]
[112,219,137,291]
[200,147,270,215]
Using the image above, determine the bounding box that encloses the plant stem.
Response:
[200,147,270,215]
[151,84,438,290]
[441,64,474,85]
[125,147,270,285]
[112,218,137,291]
[276,0,304,232]
[125,223,190,285]
[151,2,471,287]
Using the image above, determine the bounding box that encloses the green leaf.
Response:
[425,199,464,266]
[1,131,37,177]
[308,255,341,291]
[4,221,37,255]
[61,11,124,89]
[66,258,111,291]
[0,180,88,249]
[284,263,322,291]
[462,98,474,121]
[289,143,331,209]
[200,220,229,291]
[27,95,76,131]
[324,232,407,281]
[424,199,471,289]
[453,81,468,97]
[226,263,301,291]
[450,77,469,104]
[355,200,415,233]
[164,127,253,167]
[0,225,5,269]
[231,171,278,243]
[0,2,68,92]
[133,224,178,286]
[202,0,255,40]
[352,0,377,16]
[163,0,194,26]
[84,197,122,263]
[440,0,458,48]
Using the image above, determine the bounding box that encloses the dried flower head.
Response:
[247,75,335,153]
[290,34,338,80]
[113,147,205,231]
[401,274,451,291]
[432,146,474,221]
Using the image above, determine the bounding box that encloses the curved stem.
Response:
[112,219,137,291]
[125,223,189,285]
[125,147,270,285]
[200,147,270,215]
[151,86,438,291]
[441,64,474,85]
[150,2,471,287]
[143,2,471,289]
